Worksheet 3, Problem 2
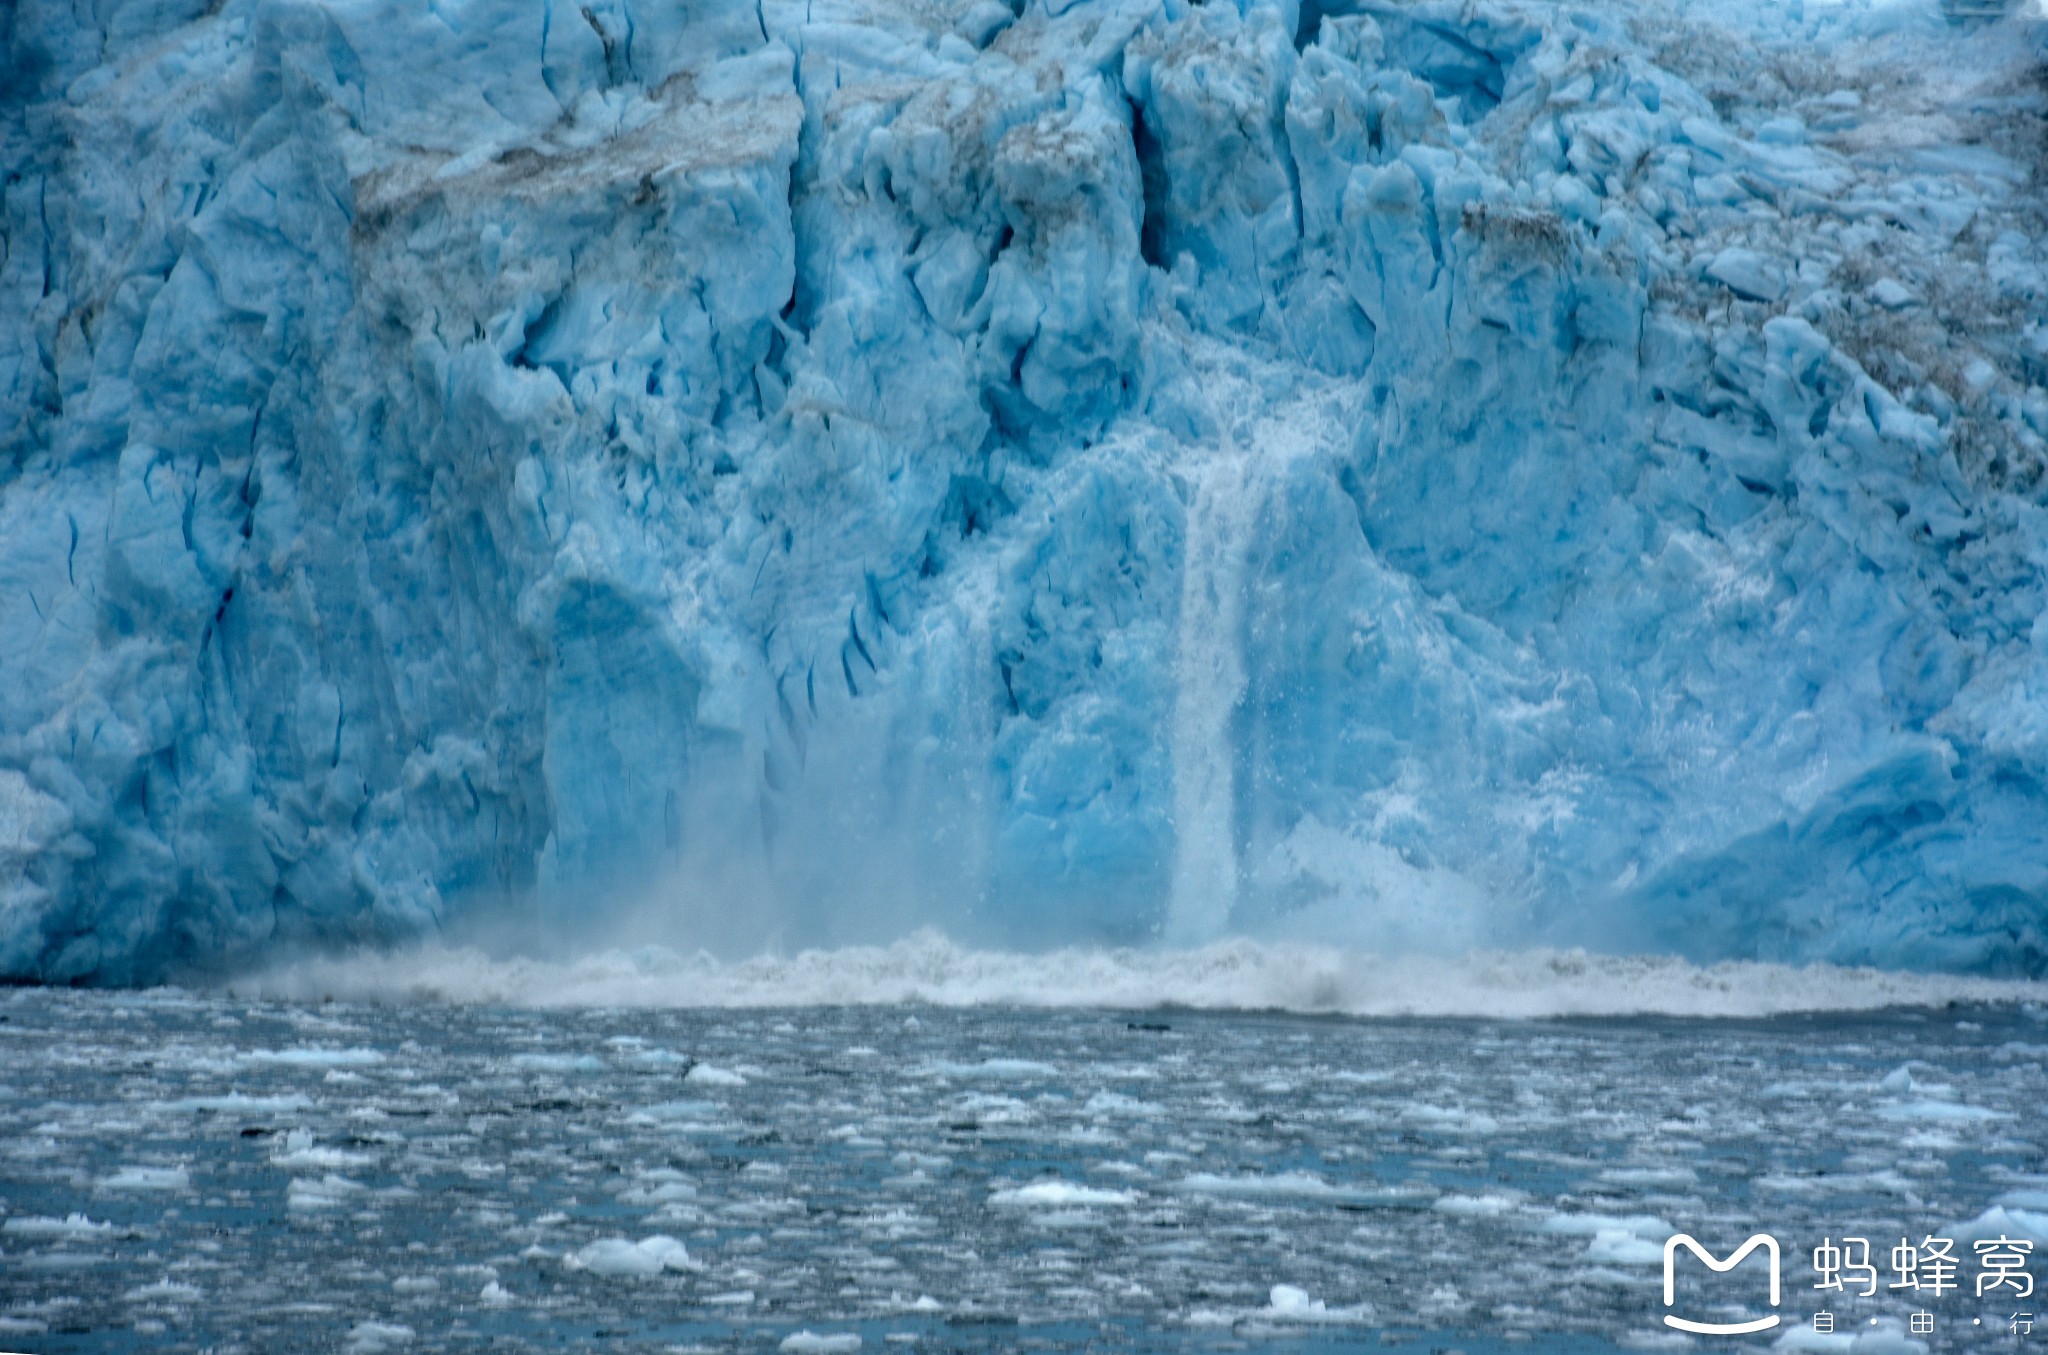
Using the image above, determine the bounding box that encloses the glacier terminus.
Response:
[2,0,2047,982]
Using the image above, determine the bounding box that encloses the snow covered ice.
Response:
[5,0,2048,981]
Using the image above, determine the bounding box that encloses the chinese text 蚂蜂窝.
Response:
[1812,1235,2033,1299]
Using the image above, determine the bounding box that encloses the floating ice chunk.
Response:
[1400,1105,1500,1134]
[273,1129,374,1170]
[625,1048,693,1068]
[1262,1284,1371,1323]
[1539,1212,1671,1238]
[684,1064,747,1087]
[479,1281,513,1305]
[564,1235,694,1276]
[2,1214,120,1240]
[287,1174,364,1209]
[123,1278,202,1302]
[1997,1189,2048,1211]
[1433,1193,1522,1217]
[1186,1173,1437,1208]
[510,1053,605,1073]
[344,1322,416,1353]
[1869,280,1919,311]
[780,1335,862,1353]
[1596,1166,1697,1188]
[927,1059,1057,1080]
[1180,1172,1355,1202]
[1874,1100,2008,1123]
[827,1124,887,1148]
[989,1181,1137,1207]
[241,1048,385,1069]
[706,1290,755,1305]
[619,1168,700,1205]
[1083,1092,1158,1117]
[1584,1230,1666,1265]
[1944,1205,2048,1245]
[1421,1284,1469,1313]
[1880,1065,1915,1093]
[101,1166,189,1192]
[1268,1284,1322,1316]
[1056,1121,1122,1146]
[955,1092,1034,1124]
[167,1092,316,1114]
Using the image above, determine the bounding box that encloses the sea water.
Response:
[3,982,2044,1353]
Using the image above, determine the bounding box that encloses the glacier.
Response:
[1,0,2045,984]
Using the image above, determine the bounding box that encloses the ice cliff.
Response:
[2,0,2046,982]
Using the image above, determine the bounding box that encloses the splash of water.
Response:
[236,932,2048,1017]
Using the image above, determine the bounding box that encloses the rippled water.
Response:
[2,990,2044,1353]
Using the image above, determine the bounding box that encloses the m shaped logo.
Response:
[1663,1233,1782,1335]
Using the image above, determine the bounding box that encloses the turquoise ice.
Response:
[1,0,2045,980]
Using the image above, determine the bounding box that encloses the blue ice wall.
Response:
[2,0,2046,981]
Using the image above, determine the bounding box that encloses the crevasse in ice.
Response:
[1,0,2044,981]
